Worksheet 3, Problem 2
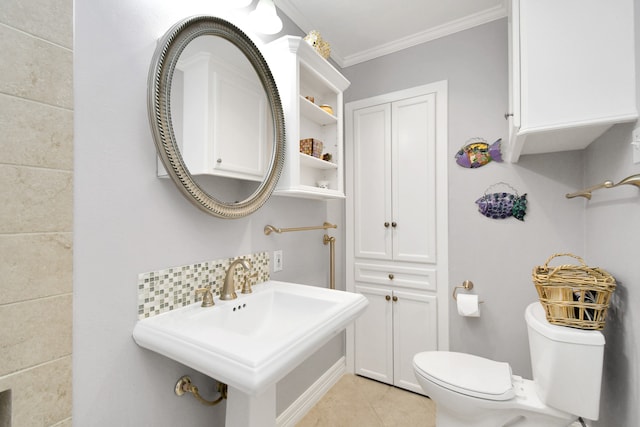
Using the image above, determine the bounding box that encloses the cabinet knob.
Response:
[388,273,394,280]
[392,296,398,302]
[504,113,514,120]
[391,222,397,228]
[384,222,390,228]
[385,295,391,301]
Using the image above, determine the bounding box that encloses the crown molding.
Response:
[276,0,507,68]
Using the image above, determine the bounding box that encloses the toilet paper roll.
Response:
[457,294,481,317]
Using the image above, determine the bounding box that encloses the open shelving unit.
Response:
[266,36,350,199]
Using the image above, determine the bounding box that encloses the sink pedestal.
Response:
[226,384,276,427]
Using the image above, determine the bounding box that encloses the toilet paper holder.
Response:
[453,280,484,303]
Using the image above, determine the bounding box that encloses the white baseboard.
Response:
[276,357,346,427]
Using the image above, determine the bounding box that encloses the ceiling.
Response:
[275,0,507,68]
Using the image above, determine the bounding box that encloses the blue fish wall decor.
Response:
[455,138,503,168]
[475,183,527,221]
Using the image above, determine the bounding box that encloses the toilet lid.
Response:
[413,351,515,401]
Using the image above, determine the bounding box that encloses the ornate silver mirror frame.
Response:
[148,16,285,218]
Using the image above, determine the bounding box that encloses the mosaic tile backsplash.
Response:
[137,252,270,319]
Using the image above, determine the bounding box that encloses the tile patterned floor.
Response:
[296,374,436,427]
[296,374,587,426]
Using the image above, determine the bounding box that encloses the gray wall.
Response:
[72,1,638,425]
[73,1,341,424]
[585,3,640,425]
[342,19,585,378]
[343,13,640,427]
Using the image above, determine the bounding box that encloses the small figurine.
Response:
[455,138,503,168]
[303,30,331,59]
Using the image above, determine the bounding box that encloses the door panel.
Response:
[353,104,392,260]
[392,290,437,394]
[354,285,393,384]
[391,94,437,263]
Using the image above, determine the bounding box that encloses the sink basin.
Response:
[133,280,368,395]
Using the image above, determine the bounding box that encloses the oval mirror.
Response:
[148,16,285,218]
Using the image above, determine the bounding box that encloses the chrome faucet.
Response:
[221,259,253,300]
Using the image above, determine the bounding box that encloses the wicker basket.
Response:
[532,253,616,330]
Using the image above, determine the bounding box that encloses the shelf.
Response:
[300,96,337,125]
[299,152,338,170]
[274,185,345,200]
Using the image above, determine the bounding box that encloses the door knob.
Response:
[384,222,390,228]
[392,296,398,302]
[388,273,394,280]
[391,222,397,228]
[385,295,391,301]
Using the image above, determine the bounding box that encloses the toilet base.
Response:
[436,408,576,427]
[418,374,578,427]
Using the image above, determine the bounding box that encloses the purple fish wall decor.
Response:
[455,138,503,168]
[475,182,527,221]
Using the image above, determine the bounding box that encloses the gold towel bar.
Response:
[566,173,640,200]
[264,222,338,290]
[264,222,337,235]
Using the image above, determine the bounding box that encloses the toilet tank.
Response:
[525,302,605,421]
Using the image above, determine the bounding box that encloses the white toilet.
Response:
[413,302,605,427]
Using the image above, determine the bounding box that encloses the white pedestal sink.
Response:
[133,280,368,427]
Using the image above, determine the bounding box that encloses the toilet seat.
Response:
[413,351,515,401]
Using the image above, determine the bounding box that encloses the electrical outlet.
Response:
[273,250,283,272]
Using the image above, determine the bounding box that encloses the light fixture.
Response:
[248,0,283,35]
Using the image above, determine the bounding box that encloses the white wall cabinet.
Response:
[354,285,437,394]
[352,95,436,264]
[160,43,270,182]
[346,82,449,391]
[506,0,637,162]
[266,36,350,199]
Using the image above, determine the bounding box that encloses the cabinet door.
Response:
[212,71,268,179]
[392,290,437,394]
[391,95,437,263]
[353,104,392,260]
[519,0,635,132]
[507,0,636,160]
[354,285,393,384]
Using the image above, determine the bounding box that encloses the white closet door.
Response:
[392,290,437,394]
[391,94,437,263]
[354,285,394,384]
[353,104,392,260]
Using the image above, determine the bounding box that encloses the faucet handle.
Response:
[241,272,259,294]
[195,285,215,307]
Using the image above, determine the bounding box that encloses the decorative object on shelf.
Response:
[312,139,323,158]
[532,253,616,330]
[300,138,324,158]
[475,182,527,221]
[300,138,313,155]
[317,180,329,189]
[322,153,332,162]
[565,173,640,200]
[303,30,331,59]
[320,104,334,115]
[305,95,315,103]
[455,138,503,168]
